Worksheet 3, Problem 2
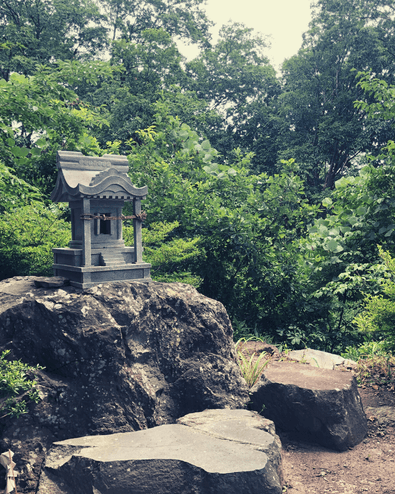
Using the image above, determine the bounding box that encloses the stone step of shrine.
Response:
[100,251,127,267]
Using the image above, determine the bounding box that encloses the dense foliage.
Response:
[2,0,395,354]
[355,247,395,350]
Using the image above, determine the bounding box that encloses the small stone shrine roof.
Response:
[51,150,147,203]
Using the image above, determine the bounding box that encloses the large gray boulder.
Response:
[0,277,249,493]
[38,409,283,494]
[249,361,367,451]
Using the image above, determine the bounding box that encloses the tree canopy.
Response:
[3,0,395,353]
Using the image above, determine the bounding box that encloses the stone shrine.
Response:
[51,150,151,288]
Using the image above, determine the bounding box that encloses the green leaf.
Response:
[201,140,211,151]
[356,206,367,216]
[348,216,359,226]
[318,224,328,234]
[35,138,46,148]
[15,157,28,166]
[326,239,344,252]
[11,146,29,158]
[203,164,216,174]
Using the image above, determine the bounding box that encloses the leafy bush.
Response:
[0,162,42,213]
[123,221,202,287]
[341,340,395,388]
[0,351,43,419]
[342,340,390,362]
[297,161,395,353]
[0,203,71,280]
[354,247,395,349]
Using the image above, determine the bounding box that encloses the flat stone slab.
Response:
[38,409,283,494]
[0,276,69,296]
[0,276,39,296]
[33,276,70,289]
[177,408,278,439]
[287,348,357,371]
[249,361,367,451]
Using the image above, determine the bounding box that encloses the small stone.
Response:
[33,277,70,289]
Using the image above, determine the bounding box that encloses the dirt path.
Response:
[280,387,395,493]
[281,409,395,493]
[278,375,395,493]
[236,341,395,493]
[280,374,395,493]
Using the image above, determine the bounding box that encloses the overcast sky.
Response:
[179,0,315,70]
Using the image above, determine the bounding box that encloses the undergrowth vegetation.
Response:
[341,340,395,389]
[235,337,270,388]
[0,351,43,419]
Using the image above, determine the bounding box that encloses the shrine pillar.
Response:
[133,198,143,263]
[82,198,91,266]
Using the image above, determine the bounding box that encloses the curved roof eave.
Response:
[51,173,148,203]
[78,176,148,197]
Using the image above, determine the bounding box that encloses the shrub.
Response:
[354,247,395,349]
[0,351,43,419]
[123,221,202,287]
[0,203,71,280]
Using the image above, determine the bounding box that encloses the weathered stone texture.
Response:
[249,361,367,451]
[0,277,249,493]
[287,348,357,371]
[38,409,283,494]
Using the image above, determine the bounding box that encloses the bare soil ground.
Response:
[237,340,395,494]
[281,387,395,494]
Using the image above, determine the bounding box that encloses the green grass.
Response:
[235,337,270,388]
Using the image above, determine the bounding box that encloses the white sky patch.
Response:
[179,0,314,71]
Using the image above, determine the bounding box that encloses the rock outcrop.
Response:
[38,409,283,494]
[249,361,367,451]
[287,348,357,371]
[0,277,249,493]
